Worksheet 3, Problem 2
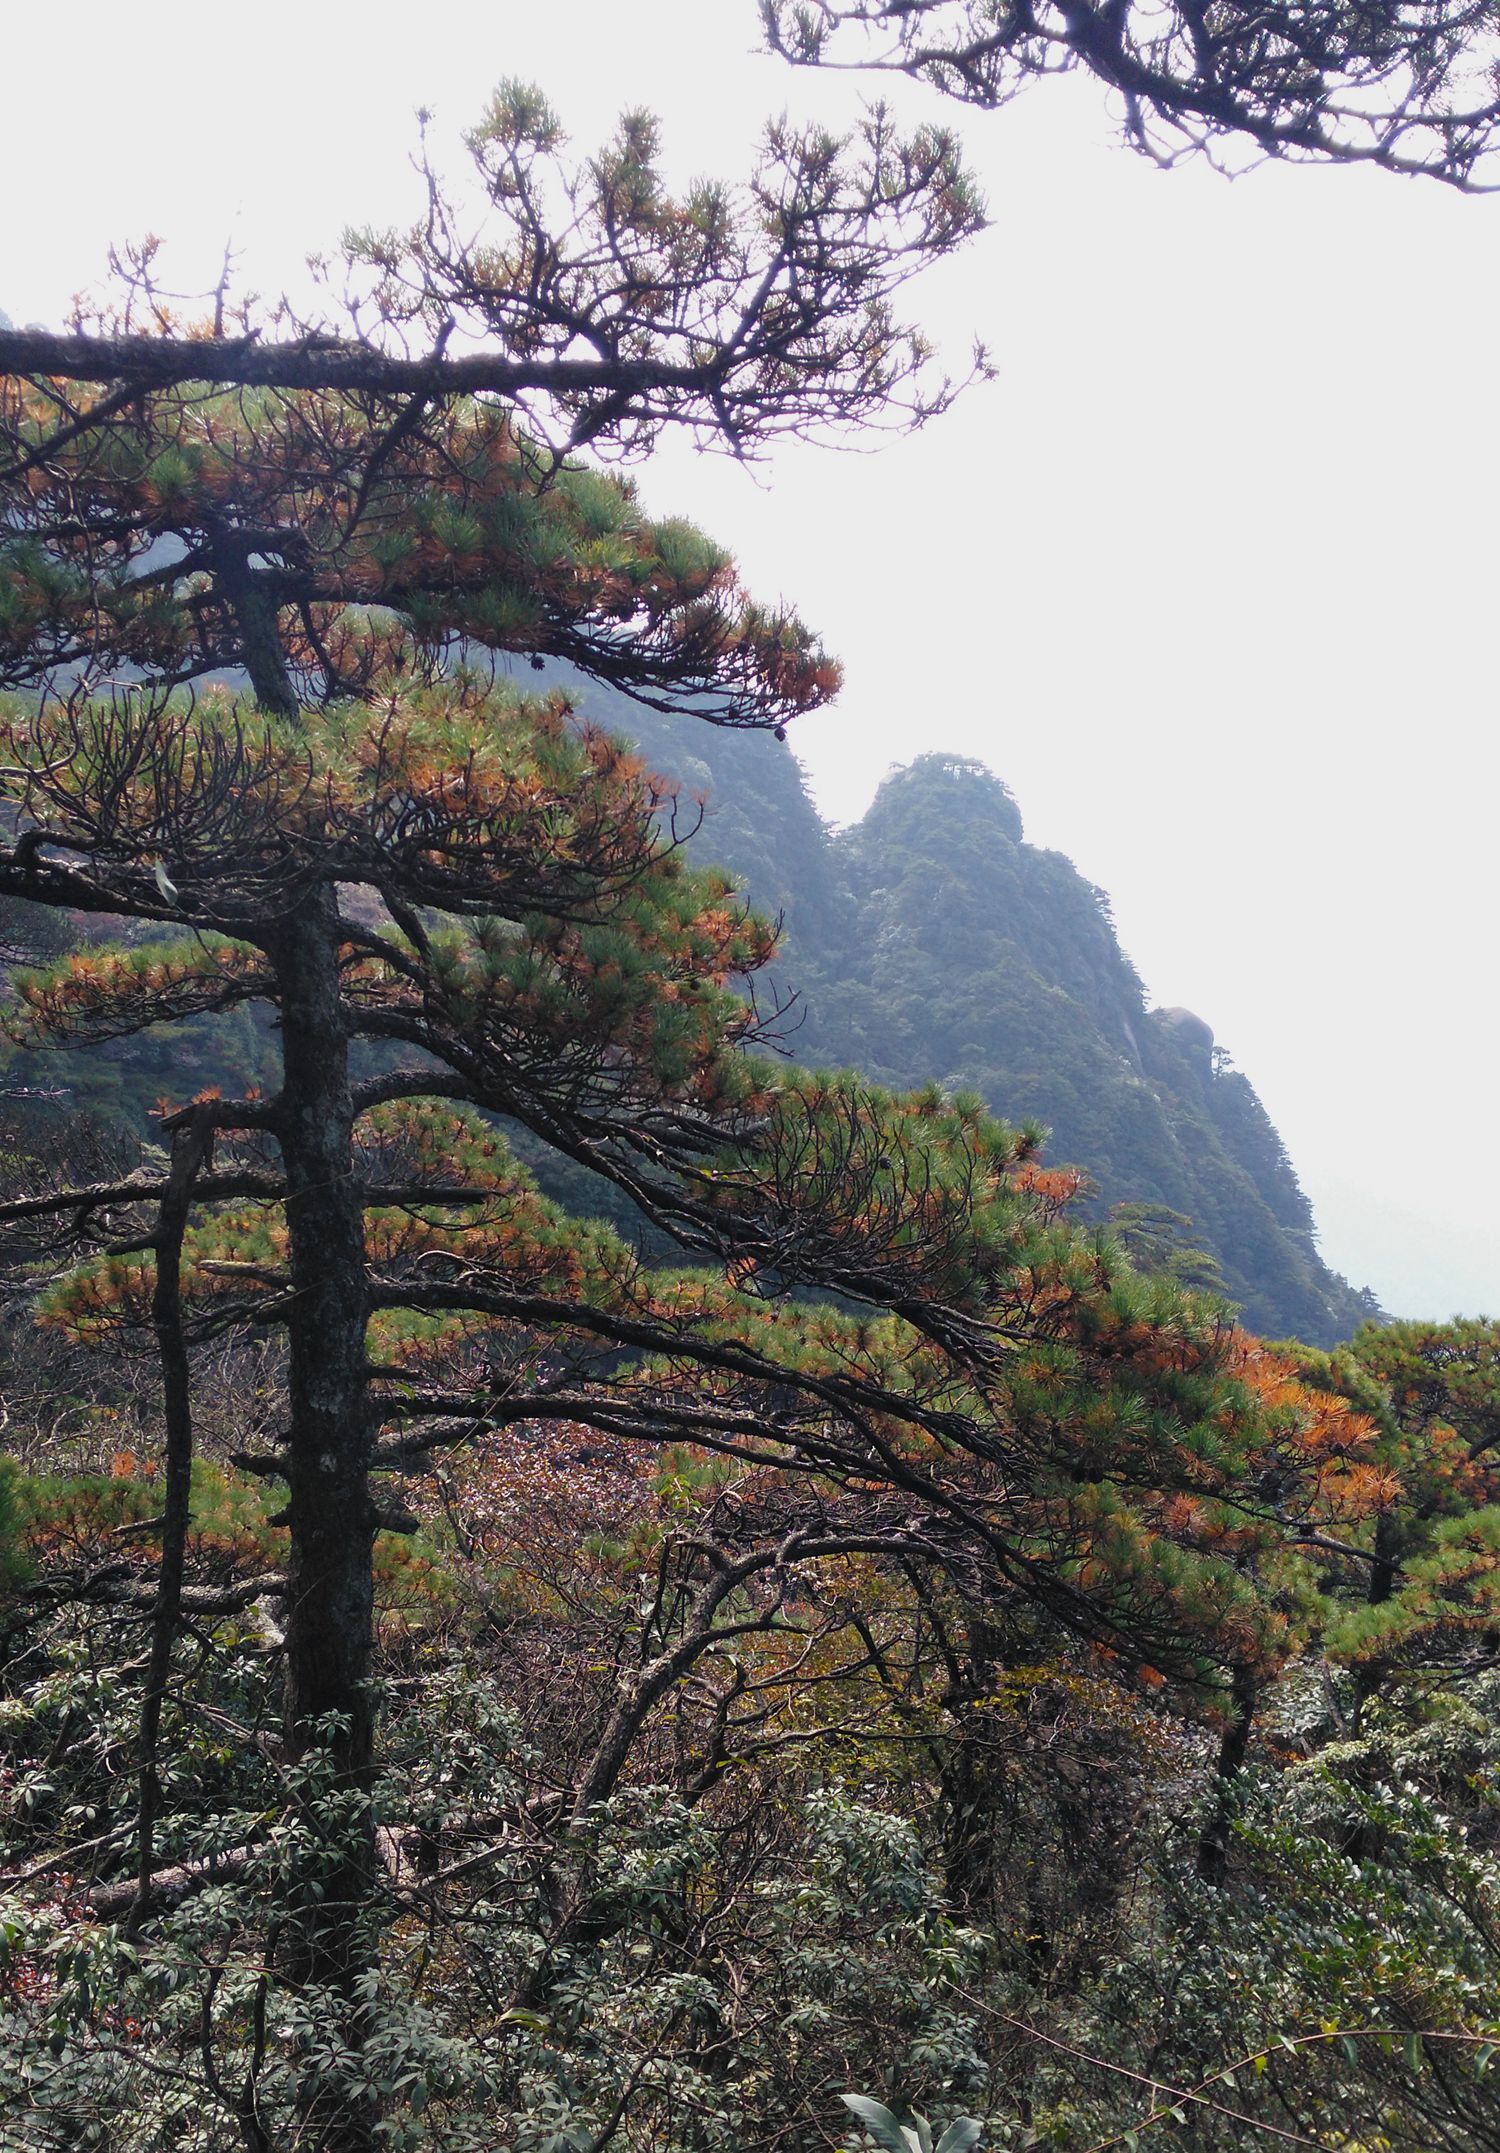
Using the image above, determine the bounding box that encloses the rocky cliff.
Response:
[586,687,1375,1344]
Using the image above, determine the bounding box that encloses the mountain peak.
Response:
[560,682,1381,1345]
[867,752,1025,845]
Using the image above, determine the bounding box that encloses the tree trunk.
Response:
[1349,1509,1402,1730]
[1196,1661,1257,1886]
[222,559,382,2145]
[935,1616,1006,1921]
[129,1108,214,1933]
[269,890,379,2151]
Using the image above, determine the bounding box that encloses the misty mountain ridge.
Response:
[569,678,1377,1346]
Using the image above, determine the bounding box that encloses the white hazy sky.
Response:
[3,1,1497,1322]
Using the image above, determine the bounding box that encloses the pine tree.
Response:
[1291,1319,1500,1694]
[761,0,1500,185]
[0,82,1355,2150]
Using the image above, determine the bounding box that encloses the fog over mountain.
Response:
[574,679,1378,1344]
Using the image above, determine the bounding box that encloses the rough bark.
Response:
[937,1617,1007,1920]
[0,324,651,401]
[268,890,379,2151]
[219,550,299,725]
[1196,1661,1257,1886]
[128,1106,214,1933]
